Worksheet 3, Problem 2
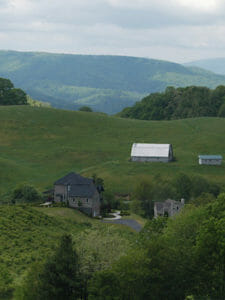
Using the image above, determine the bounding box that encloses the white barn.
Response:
[198,155,222,165]
[131,143,173,162]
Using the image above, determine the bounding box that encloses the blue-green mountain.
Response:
[1,50,225,114]
[185,58,225,76]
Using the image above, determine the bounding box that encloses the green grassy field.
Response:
[0,105,225,200]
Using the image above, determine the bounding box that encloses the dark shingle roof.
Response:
[54,172,97,198]
[69,184,96,198]
[54,172,92,185]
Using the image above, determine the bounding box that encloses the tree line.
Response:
[0,77,27,105]
[130,173,221,218]
[119,85,225,120]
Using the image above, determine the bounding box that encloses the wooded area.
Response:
[120,85,225,120]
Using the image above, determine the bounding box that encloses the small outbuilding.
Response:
[131,143,173,162]
[198,155,223,165]
[154,199,185,218]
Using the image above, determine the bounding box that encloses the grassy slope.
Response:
[0,106,225,200]
[1,50,225,113]
[0,205,135,295]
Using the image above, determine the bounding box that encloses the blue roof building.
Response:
[198,155,223,165]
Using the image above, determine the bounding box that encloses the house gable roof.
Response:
[131,143,172,158]
[54,172,92,185]
[54,172,97,198]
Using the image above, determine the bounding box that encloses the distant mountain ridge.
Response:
[0,50,225,114]
[185,58,225,75]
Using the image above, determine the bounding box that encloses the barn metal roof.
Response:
[131,143,171,158]
[199,155,222,160]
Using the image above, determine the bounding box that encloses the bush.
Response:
[11,184,42,204]
[120,210,130,216]
[79,106,93,112]
[52,202,67,207]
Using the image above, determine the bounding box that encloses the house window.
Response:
[67,185,71,192]
[73,198,76,202]
[86,199,89,203]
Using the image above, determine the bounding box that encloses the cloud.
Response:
[0,0,225,62]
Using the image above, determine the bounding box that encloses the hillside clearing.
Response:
[0,106,225,200]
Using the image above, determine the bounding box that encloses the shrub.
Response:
[120,210,130,216]
[11,184,42,204]
[79,106,93,112]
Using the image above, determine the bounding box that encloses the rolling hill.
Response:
[0,106,225,201]
[1,50,225,114]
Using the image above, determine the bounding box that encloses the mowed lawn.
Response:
[0,105,225,199]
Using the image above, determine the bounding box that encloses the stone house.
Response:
[154,199,184,218]
[198,155,222,165]
[131,143,173,162]
[54,172,100,217]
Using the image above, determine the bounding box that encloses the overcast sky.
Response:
[0,0,225,63]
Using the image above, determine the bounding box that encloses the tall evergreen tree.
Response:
[18,234,81,300]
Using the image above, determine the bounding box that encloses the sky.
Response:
[0,0,225,63]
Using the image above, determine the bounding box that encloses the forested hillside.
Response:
[1,50,225,113]
[119,85,225,120]
[89,193,225,299]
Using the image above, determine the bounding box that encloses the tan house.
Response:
[54,172,100,217]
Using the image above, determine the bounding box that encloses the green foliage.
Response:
[0,206,134,296]
[92,173,104,187]
[193,193,225,298]
[101,190,116,214]
[89,270,120,300]
[131,179,154,218]
[173,173,192,200]
[11,184,42,204]
[79,106,93,112]
[119,85,225,120]
[26,95,51,107]
[139,217,168,243]
[90,193,225,299]
[191,192,215,206]
[0,77,27,106]
[0,267,13,299]
[89,249,151,300]
[131,174,221,217]
[17,234,81,300]
[218,102,225,117]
